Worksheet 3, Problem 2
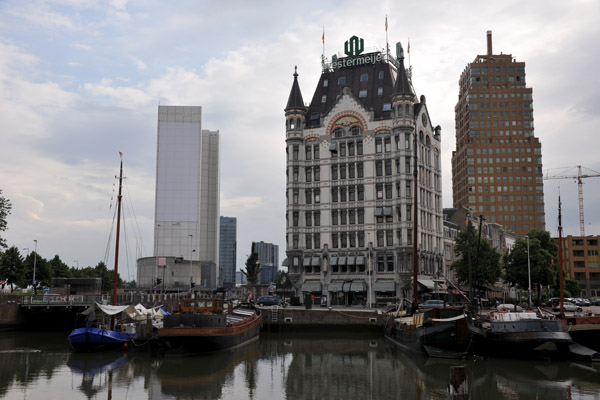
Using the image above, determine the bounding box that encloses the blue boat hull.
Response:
[68,327,133,352]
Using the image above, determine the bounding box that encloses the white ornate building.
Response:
[284,36,444,306]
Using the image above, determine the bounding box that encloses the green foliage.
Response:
[504,229,558,302]
[0,190,11,249]
[564,278,581,297]
[450,223,502,286]
[242,244,261,287]
[0,246,24,291]
[274,270,291,287]
[48,255,71,279]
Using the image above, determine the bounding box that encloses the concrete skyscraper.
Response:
[452,31,545,236]
[137,105,220,290]
[284,34,444,306]
[253,241,279,285]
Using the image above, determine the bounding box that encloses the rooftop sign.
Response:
[331,36,383,70]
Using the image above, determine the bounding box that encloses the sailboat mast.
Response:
[412,130,419,309]
[558,195,564,316]
[112,155,123,307]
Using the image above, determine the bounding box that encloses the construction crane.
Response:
[544,165,600,236]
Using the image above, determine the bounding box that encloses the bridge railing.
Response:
[19,294,108,306]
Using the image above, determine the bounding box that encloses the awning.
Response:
[374,208,383,216]
[356,256,365,265]
[327,281,344,292]
[418,278,436,290]
[312,257,321,266]
[330,256,338,266]
[347,256,356,265]
[303,258,312,267]
[350,281,365,292]
[383,207,393,216]
[282,258,289,267]
[301,281,322,292]
[338,256,347,265]
[373,281,395,292]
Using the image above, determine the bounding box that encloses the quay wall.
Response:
[0,294,24,328]
[261,306,383,331]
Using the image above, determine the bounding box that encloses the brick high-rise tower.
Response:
[452,31,544,235]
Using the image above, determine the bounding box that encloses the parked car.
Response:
[552,301,582,313]
[583,299,591,306]
[256,296,283,307]
[595,299,600,306]
[418,299,445,309]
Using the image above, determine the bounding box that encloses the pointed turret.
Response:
[393,44,414,96]
[286,66,306,111]
[285,66,307,134]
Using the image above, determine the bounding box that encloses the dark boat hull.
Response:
[384,307,475,357]
[68,327,133,352]
[472,319,573,359]
[562,316,600,352]
[157,310,262,355]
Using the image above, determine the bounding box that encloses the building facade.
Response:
[284,35,444,307]
[219,216,237,289]
[560,235,600,298]
[138,105,220,290]
[451,31,545,237]
[253,241,279,285]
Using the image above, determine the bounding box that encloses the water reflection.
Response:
[0,330,599,399]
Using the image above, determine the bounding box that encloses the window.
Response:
[358,208,364,224]
[376,138,382,153]
[348,163,355,179]
[384,137,391,152]
[359,90,367,98]
[377,184,383,199]
[293,145,299,160]
[383,103,391,111]
[385,184,392,199]
[386,230,393,247]
[305,212,312,227]
[332,187,338,202]
[378,71,384,79]
[357,185,364,201]
[293,212,299,226]
[306,234,312,249]
[385,159,392,175]
[376,161,383,176]
[321,95,327,103]
[305,167,311,182]
[377,87,383,96]
[341,210,347,225]
[338,77,346,84]
[340,143,346,156]
[349,186,356,201]
[332,210,338,225]
[305,189,312,204]
[349,209,356,224]
[360,73,368,82]
[351,126,361,136]
[314,167,320,181]
[314,212,320,226]
[340,164,346,179]
[323,79,328,87]
[313,144,320,159]
[340,187,347,202]
[357,162,364,178]
[332,164,338,180]
[332,233,338,248]
[314,233,320,249]
[293,167,298,182]
[314,188,320,203]
[377,231,384,247]
[357,140,363,155]
[348,142,355,156]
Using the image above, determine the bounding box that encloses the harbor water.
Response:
[1,329,600,399]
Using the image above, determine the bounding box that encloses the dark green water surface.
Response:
[0,329,599,399]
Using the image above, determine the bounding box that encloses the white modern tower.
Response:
[154,105,220,280]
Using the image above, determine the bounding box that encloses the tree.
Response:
[0,190,11,249]
[242,244,261,299]
[563,278,581,298]
[450,223,502,287]
[0,246,24,292]
[504,229,558,303]
[48,255,71,279]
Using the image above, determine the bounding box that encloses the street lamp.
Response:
[526,235,532,308]
[32,240,37,295]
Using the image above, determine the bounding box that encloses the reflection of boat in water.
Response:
[154,339,261,398]
[67,352,128,399]
[156,292,262,355]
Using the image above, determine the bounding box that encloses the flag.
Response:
[119,151,122,157]
[322,27,324,44]
[385,15,388,32]
[407,40,410,54]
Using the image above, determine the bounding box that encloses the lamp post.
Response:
[526,235,532,308]
[32,240,37,295]
[189,234,194,292]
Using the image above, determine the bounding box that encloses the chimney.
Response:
[486,30,493,56]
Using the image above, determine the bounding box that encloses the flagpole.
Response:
[385,15,389,57]
[321,26,325,71]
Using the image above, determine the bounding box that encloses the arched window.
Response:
[351,126,361,136]
[425,135,431,147]
[333,128,344,138]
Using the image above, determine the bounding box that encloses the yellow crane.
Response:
[544,165,600,236]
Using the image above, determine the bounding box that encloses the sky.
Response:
[1,0,599,282]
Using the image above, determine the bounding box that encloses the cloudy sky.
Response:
[1,0,599,282]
